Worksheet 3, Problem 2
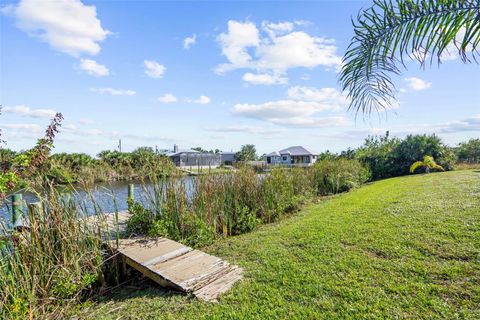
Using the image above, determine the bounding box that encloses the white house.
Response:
[266,146,318,167]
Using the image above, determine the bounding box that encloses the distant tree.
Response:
[192,147,209,153]
[456,139,480,163]
[339,148,356,160]
[318,150,337,161]
[235,144,257,162]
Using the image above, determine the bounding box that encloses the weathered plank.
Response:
[87,212,243,301]
[193,266,244,301]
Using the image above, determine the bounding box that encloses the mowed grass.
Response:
[81,170,480,319]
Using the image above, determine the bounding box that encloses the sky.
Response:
[0,0,479,156]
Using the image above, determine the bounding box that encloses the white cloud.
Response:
[206,125,285,135]
[233,86,349,128]
[217,20,260,71]
[271,116,350,128]
[261,21,295,38]
[2,123,42,132]
[193,95,211,105]
[242,72,287,85]
[183,34,197,49]
[287,86,348,104]
[335,114,480,140]
[215,20,341,84]
[256,32,341,70]
[79,59,109,76]
[234,100,341,120]
[2,0,110,57]
[3,105,56,118]
[144,60,165,79]
[79,118,94,125]
[404,77,431,91]
[90,87,136,96]
[436,114,480,133]
[158,93,178,104]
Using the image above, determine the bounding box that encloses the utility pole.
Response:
[118,139,122,152]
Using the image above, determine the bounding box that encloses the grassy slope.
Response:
[82,170,480,319]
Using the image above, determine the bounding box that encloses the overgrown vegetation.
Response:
[126,160,369,247]
[81,170,480,320]
[1,147,176,187]
[333,132,458,180]
[455,138,480,164]
[0,188,108,320]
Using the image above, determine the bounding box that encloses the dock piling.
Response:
[127,184,134,203]
[11,194,24,228]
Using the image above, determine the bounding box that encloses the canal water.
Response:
[0,177,196,225]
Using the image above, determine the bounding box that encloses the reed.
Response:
[127,162,366,247]
[0,187,109,319]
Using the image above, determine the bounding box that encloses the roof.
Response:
[166,149,200,157]
[273,146,317,156]
[267,151,280,157]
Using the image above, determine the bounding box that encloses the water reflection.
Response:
[0,176,196,224]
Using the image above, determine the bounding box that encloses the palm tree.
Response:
[410,155,444,173]
[340,0,480,115]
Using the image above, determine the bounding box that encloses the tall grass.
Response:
[0,158,369,318]
[0,188,109,319]
[127,160,369,247]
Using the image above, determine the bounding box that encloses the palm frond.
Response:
[409,160,424,173]
[410,155,444,173]
[340,0,480,115]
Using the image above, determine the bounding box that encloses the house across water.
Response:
[167,145,221,169]
[266,146,318,167]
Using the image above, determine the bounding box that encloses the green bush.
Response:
[355,132,456,179]
[126,200,155,235]
[455,138,480,163]
[313,159,370,195]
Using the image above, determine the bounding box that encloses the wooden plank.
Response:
[117,238,190,267]
[143,247,192,266]
[193,266,244,302]
[152,251,231,292]
[85,211,243,301]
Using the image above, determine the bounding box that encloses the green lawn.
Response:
[80,170,480,319]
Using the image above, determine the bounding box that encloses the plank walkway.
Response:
[86,211,243,302]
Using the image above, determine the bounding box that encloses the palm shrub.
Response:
[410,155,444,173]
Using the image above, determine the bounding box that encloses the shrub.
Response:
[313,159,370,195]
[455,139,480,163]
[356,132,456,179]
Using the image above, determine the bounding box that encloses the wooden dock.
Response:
[87,212,243,302]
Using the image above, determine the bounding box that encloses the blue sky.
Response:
[1,0,478,156]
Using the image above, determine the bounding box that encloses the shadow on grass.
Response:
[92,268,186,304]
